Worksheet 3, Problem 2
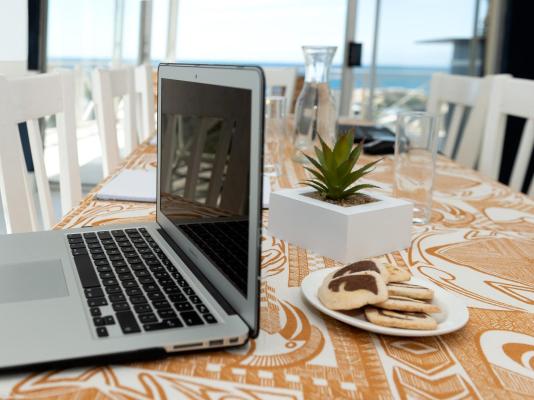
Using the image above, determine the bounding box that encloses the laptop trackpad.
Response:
[0,260,68,304]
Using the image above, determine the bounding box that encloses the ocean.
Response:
[48,58,448,93]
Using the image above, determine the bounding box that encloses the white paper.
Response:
[96,169,156,202]
[262,176,271,209]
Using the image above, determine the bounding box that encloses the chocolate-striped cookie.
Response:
[332,260,389,283]
[387,282,434,300]
[364,307,437,330]
[384,264,411,282]
[318,271,387,310]
[374,295,440,313]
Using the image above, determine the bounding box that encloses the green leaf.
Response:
[304,166,326,182]
[344,183,380,196]
[333,133,352,165]
[314,146,325,166]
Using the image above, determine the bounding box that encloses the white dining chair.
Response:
[479,75,534,196]
[92,66,138,177]
[427,73,497,168]
[0,72,82,233]
[135,63,156,141]
[263,67,297,114]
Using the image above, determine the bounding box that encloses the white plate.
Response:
[301,268,469,337]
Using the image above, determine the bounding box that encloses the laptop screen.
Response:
[159,78,251,296]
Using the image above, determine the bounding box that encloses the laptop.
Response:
[0,64,265,370]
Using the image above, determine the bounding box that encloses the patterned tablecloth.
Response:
[1,141,533,400]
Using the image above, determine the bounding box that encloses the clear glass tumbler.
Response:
[264,96,287,176]
[394,111,439,224]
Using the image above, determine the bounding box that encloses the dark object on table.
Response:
[337,123,396,155]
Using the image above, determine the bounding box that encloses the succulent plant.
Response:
[302,133,381,201]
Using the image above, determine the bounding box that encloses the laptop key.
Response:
[109,293,126,303]
[134,304,152,314]
[115,266,129,274]
[97,265,112,273]
[112,230,125,237]
[164,286,180,294]
[84,287,104,298]
[118,273,135,281]
[204,314,217,324]
[83,232,97,239]
[175,302,193,312]
[95,259,110,266]
[123,280,138,289]
[74,255,100,288]
[189,295,202,304]
[139,313,157,324]
[99,271,114,279]
[68,234,82,239]
[90,307,101,317]
[93,317,106,326]
[70,243,86,249]
[91,254,106,260]
[103,278,118,286]
[196,304,209,314]
[88,298,107,307]
[147,292,164,301]
[116,311,141,334]
[143,283,159,292]
[96,327,108,337]
[153,300,171,309]
[112,302,130,312]
[143,318,182,331]
[169,293,186,303]
[105,285,122,294]
[180,311,204,326]
[130,296,148,304]
[126,287,142,296]
[104,316,115,325]
[158,309,176,319]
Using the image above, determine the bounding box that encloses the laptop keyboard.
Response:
[67,228,217,338]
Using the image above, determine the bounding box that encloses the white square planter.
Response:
[269,188,413,263]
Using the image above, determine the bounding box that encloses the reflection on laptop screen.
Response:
[160,78,251,295]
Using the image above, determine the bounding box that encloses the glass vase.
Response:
[293,45,337,163]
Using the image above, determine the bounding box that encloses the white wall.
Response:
[0,0,27,74]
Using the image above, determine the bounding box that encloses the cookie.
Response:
[364,307,437,330]
[332,260,389,283]
[374,295,441,313]
[318,271,387,310]
[384,264,411,282]
[387,282,434,300]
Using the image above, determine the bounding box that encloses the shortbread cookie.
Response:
[384,264,411,282]
[374,295,441,313]
[387,282,434,300]
[364,307,437,330]
[332,260,389,283]
[318,271,387,310]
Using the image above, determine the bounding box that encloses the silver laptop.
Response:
[0,64,265,370]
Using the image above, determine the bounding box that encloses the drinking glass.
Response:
[264,96,287,176]
[393,111,439,224]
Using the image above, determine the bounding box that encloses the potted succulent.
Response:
[269,133,413,263]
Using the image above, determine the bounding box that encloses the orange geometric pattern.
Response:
[1,140,532,399]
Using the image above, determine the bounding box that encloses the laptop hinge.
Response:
[157,228,237,316]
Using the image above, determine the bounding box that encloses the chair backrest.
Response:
[479,75,534,196]
[0,72,82,233]
[427,73,492,168]
[92,66,137,176]
[135,64,156,141]
[263,67,297,114]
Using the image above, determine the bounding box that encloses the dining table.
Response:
[1,133,533,400]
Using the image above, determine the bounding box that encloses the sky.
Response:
[47,0,484,67]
